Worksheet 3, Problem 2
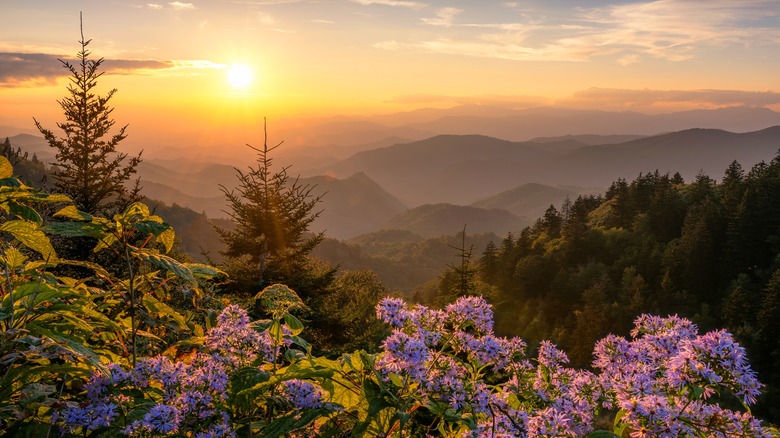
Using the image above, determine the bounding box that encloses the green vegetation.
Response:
[33,17,141,217]
[469,160,780,422]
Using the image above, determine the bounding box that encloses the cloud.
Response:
[387,93,551,108]
[0,52,221,87]
[562,87,780,110]
[372,0,780,63]
[0,53,66,87]
[351,0,427,10]
[146,3,163,9]
[420,7,462,27]
[168,1,196,10]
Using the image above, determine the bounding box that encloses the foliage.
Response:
[216,120,325,292]
[0,156,119,432]
[52,291,776,437]
[33,17,141,217]
[0,157,225,434]
[475,159,780,423]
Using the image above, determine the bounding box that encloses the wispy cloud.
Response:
[0,52,222,87]
[562,87,780,110]
[373,0,780,63]
[351,0,427,10]
[388,93,551,108]
[169,1,196,10]
[420,7,462,27]
[139,1,196,10]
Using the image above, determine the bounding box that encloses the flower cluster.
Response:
[57,305,308,437]
[282,379,331,410]
[204,304,279,366]
[375,297,772,437]
[594,314,770,437]
[58,353,234,437]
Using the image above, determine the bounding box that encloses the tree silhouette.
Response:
[217,119,327,293]
[34,14,141,216]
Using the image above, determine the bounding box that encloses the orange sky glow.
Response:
[2,0,780,152]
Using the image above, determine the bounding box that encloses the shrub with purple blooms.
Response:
[54,288,776,437]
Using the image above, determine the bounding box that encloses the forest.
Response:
[2,29,780,437]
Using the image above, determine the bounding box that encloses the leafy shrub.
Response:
[52,289,776,437]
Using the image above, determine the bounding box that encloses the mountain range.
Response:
[5,106,780,241]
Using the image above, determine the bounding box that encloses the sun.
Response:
[226,64,253,89]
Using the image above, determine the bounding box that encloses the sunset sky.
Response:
[2,0,780,149]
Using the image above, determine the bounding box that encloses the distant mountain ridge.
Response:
[7,121,780,242]
[316,126,780,207]
[379,203,526,239]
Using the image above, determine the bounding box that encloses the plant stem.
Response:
[124,243,137,367]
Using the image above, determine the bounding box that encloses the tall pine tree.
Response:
[217,119,329,295]
[34,15,141,216]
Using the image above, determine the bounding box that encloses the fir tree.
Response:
[217,119,327,293]
[34,15,141,216]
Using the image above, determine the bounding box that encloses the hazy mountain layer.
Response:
[317,126,780,206]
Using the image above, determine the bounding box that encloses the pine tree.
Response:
[217,119,327,293]
[34,15,141,216]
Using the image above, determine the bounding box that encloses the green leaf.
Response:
[613,408,628,436]
[0,156,12,178]
[587,431,621,438]
[0,220,57,261]
[8,201,42,224]
[53,205,93,221]
[134,249,196,284]
[44,221,106,238]
[186,263,227,279]
[389,373,404,388]
[118,202,150,222]
[1,246,27,269]
[269,320,283,344]
[158,228,175,253]
[142,295,188,328]
[262,409,333,438]
[283,313,304,336]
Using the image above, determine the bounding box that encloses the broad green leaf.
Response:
[0,156,12,178]
[134,249,196,284]
[186,263,227,279]
[158,228,175,253]
[44,221,106,238]
[1,220,57,261]
[613,409,628,437]
[1,246,27,269]
[132,219,170,237]
[283,313,304,336]
[261,409,332,438]
[587,431,621,438]
[53,205,93,221]
[118,202,150,222]
[8,201,42,224]
[93,232,118,252]
[142,295,188,327]
[269,320,283,344]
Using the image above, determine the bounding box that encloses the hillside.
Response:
[311,134,552,205]
[298,172,407,239]
[471,183,585,220]
[378,203,526,238]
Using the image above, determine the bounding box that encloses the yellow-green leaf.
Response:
[0,156,12,178]
[1,246,27,269]
[158,228,175,253]
[1,220,57,261]
[53,205,93,221]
